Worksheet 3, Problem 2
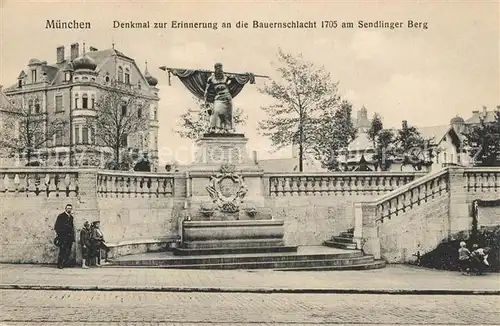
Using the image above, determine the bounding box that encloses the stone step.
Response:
[183,239,285,249]
[111,256,376,270]
[112,250,366,267]
[340,232,354,238]
[274,260,386,271]
[330,236,356,244]
[323,240,357,250]
[173,246,298,256]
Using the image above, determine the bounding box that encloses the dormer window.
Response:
[65,72,72,82]
[118,66,123,82]
[125,68,130,84]
[105,76,110,84]
[31,70,37,83]
[18,80,22,88]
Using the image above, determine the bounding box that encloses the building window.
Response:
[457,153,461,164]
[105,76,110,83]
[118,66,123,82]
[137,106,142,118]
[121,134,128,147]
[55,95,63,112]
[82,126,89,144]
[125,68,130,84]
[121,104,127,116]
[18,80,22,88]
[65,72,71,82]
[75,126,80,144]
[55,129,63,146]
[82,94,88,109]
[74,94,79,109]
[450,153,454,164]
[443,152,447,163]
[28,100,33,113]
[153,107,157,120]
[32,70,37,83]
[34,99,40,114]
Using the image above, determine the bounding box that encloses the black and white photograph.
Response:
[0,0,499,325]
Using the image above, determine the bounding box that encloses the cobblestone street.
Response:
[1,290,499,325]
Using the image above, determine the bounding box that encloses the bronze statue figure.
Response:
[161,63,268,134]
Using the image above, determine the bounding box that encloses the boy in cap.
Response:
[79,221,91,269]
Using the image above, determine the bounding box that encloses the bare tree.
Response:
[0,93,66,165]
[89,82,150,170]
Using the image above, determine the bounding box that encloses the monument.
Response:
[162,63,292,253]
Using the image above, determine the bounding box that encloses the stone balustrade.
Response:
[463,167,500,193]
[266,172,424,197]
[373,169,450,223]
[96,171,175,198]
[0,168,79,197]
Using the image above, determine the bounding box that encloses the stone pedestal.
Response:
[180,133,287,252]
[195,133,252,165]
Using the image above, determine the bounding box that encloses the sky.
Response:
[0,0,499,164]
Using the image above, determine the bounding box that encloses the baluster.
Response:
[64,174,72,197]
[308,177,316,195]
[152,177,159,197]
[269,178,276,196]
[298,177,306,195]
[54,174,60,197]
[13,174,20,195]
[124,177,130,197]
[147,177,153,197]
[44,174,51,197]
[288,177,296,196]
[22,174,29,196]
[281,177,289,196]
[166,178,173,196]
[326,177,334,195]
[154,177,160,197]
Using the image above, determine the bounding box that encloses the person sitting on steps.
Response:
[90,221,110,266]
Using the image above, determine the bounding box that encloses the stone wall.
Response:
[268,195,374,246]
[1,168,424,263]
[357,167,500,263]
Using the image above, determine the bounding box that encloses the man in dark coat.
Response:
[54,204,75,269]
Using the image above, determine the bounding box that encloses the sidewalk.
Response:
[0,263,498,294]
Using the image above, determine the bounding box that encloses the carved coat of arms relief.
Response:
[206,164,248,213]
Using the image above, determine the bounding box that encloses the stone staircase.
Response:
[109,246,385,270]
[323,228,357,250]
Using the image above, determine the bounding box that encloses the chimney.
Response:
[482,105,487,118]
[402,120,408,129]
[89,46,98,52]
[56,46,65,63]
[472,110,479,114]
[70,43,79,60]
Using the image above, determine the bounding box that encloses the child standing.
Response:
[458,241,471,275]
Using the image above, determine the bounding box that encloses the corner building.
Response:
[3,42,160,169]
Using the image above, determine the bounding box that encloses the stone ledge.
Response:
[106,236,180,259]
